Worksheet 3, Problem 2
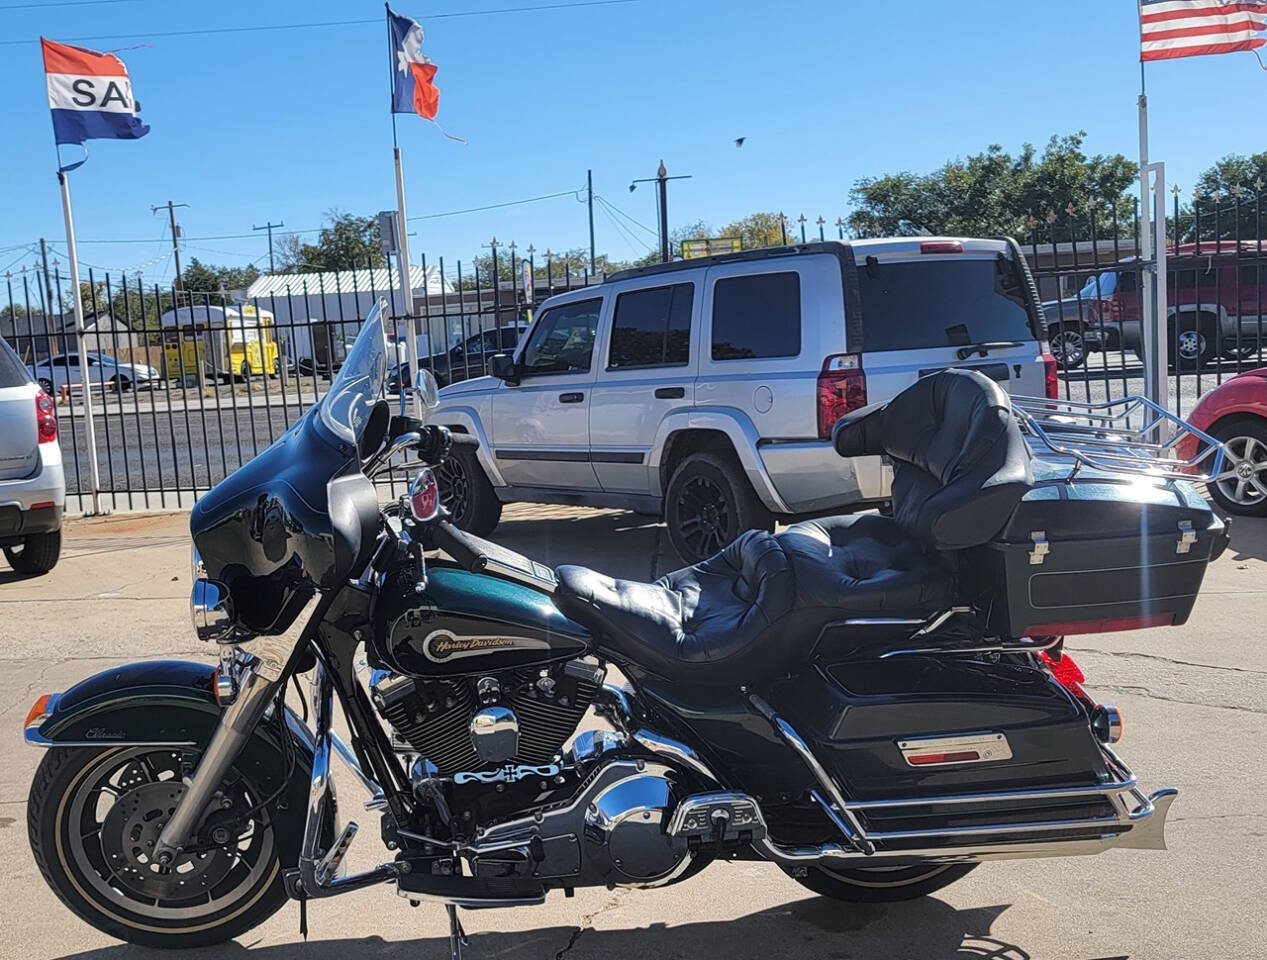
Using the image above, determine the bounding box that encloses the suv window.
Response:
[608,283,693,369]
[520,299,601,375]
[857,258,1034,351]
[711,272,801,361]
[0,337,30,387]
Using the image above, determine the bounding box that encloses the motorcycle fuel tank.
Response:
[371,563,592,678]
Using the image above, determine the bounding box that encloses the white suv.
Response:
[429,238,1056,562]
[0,337,65,575]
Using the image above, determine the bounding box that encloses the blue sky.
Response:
[2,0,1264,286]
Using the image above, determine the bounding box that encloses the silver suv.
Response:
[0,337,65,575]
[429,238,1055,562]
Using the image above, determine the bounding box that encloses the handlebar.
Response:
[430,519,489,573]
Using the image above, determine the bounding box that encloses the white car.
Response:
[30,351,160,394]
[0,338,64,574]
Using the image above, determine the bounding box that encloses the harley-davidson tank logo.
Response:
[421,629,547,662]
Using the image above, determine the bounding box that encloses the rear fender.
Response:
[25,659,319,869]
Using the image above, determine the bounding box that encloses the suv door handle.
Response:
[654,386,685,399]
[559,392,584,404]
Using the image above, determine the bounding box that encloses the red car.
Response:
[1180,368,1267,515]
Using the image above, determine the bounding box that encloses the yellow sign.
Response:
[681,237,742,259]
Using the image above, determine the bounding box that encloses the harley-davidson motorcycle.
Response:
[23,300,1230,954]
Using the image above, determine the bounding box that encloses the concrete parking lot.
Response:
[1,505,1265,960]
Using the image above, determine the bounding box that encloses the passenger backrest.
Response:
[832,369,1033,551]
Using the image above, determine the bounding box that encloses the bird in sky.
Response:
[734,137,746,148]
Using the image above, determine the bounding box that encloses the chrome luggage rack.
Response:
[1010,393,1226,482]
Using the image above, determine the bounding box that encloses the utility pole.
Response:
[779,213,788,246]
[630,160,692,264]
[38,238,54,315]
[586,169,596,274]
[253,220,284,272]
[152,200,189,295]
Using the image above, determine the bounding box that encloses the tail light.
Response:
[817,354,866,440]
[1105,297,1121,322]
[1039,649,1087,698]
[919,240,963,254]
[35,390,57,443]
[1039,342,1058,398]
[1039,650,1124,743]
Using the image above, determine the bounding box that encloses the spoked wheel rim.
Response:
[1212,435,1267,507]
[1052,329,1084,367]
[436,453,471,525]
[61,747,275,923]
[675,475,732,558]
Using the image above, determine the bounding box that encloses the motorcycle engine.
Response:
[369,661,602,774]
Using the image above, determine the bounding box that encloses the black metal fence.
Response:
[7,198,1267,513]
[1,246,602,512]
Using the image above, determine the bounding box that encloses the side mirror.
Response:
[415,369,440,409]
[489,353,518,383]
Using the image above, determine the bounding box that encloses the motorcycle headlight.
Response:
[190,545,236,643]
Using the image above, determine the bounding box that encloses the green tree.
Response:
[849,132,1137,242]
[717,211,789,249]
[180,258,261,303]
[1166,151,1267,244]
[278,211,385,273]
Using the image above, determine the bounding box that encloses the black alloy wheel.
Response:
[664,451,773,564]
[1049,325,1086,369]
[435,442,501,535]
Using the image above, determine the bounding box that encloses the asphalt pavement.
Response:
[0,506,1264,960]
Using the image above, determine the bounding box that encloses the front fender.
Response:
[25,659,318,869]
[432,401,505,486]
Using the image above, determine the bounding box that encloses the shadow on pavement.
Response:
[1222,512,1267,564]
[54,897,1036,960]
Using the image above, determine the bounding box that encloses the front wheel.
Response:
[435,442,502,536]
[28,745,288,948]
[1206,417,1267,517]
[794,862,978,903]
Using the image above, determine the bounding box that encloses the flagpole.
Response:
[387,5,421,417]
[57,167,103,515]
[1137,0,1160,409]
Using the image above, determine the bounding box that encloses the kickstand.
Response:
[446,903,469,960]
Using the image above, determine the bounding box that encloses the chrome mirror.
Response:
[416,369,440,409]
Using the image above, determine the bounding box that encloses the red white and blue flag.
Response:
[388,8,441,120]
[42,38,149,145]
[1140,0,1267,61]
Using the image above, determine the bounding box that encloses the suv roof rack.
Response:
[605,240,851,283]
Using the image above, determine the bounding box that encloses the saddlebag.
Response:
[971,464,1229,637]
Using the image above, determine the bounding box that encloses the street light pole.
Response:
[630,161,692,264]
[779,213,788,246]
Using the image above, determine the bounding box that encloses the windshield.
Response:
[319,299,389,445]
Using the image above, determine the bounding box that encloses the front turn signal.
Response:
[24,693,53,729]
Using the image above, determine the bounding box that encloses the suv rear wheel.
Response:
[664,451,773,564]
[435,442,502,536]
[1170,314,1218,369]
[4,529,61,575]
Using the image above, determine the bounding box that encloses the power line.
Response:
[407,188,583,222]
[1,0,641,46]
[595,194,658,238]
[0,0,140,8]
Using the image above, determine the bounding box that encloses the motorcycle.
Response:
[22,299,1230,954]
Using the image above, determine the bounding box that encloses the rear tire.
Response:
[794,862,977,903]
[4,529,61,575]
[27,745,288,948]
[1170,314,1218,370]
[664,451,774,564]
[436,442,502,536]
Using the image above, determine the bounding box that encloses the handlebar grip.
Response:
[448,433,480,449]
[430,520,489,573]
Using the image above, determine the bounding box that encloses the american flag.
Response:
[1140,1,1267,61]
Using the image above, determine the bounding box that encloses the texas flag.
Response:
[42,38,149,145]
[388,8,440,120]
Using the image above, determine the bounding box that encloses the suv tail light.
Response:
[919,240,963,254]
[35,390,57,443]
[1105,297,1121,322]
[817,354,866,439]
[1039,341,1059,399]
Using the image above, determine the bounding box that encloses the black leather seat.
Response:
[552,370,1033,684]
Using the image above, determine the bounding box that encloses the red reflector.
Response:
[919,240,964,254]
[1029,614,1174,637]
[35,390,57,443]
[1041,347,1059,399]
[817,354,867,440]
[28,502,55,511]
[907,750,980,766]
